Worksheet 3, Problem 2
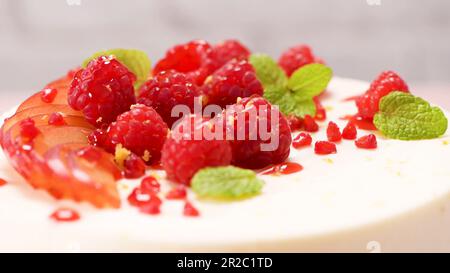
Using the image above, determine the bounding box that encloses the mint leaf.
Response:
[374,92,448,140]
[249,54,288,89]
[250,54,332,118]
[83,49,151,90]
[288,64,332,99]
[264,86,316,117]
[191,166,264,200]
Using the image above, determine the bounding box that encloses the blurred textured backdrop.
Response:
[0,0,449,107]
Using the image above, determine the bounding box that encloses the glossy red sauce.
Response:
[0,178,7,187]
[340,115,377,131]
[259,162,304,175]
[50,208,80,222]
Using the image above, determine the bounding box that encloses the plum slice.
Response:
[0,74,122,208]
[16,73,73,112]
[3,105,84,133]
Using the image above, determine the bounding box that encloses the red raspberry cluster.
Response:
[66,40,394,195]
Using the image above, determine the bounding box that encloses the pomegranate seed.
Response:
[304,115,319,132]
[166,186,187,200]
[140,176,160,194]
[19,118,40,141]
[326,121,342,142]
[128,188,162,207]
[48,112,66,126]
[50,208,80,222]
[342,121,357,140]
[184,202,200,217]
[293,132,312,149]
[355,134,377,149]
[41,88,58,103]
[314,141,337,155]
[287,115,303,132]
[139,201,161,215]
[124,154,146,179]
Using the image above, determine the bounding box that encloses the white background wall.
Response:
[0,0,449,101]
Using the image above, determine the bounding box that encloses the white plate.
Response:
[1,77,449,252]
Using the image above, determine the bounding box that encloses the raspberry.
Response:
[278,44,322,76]
[183,201,200,217]
[68,56,136,127]
[161,114,232,185]
[166,186,187,200]
[103,104,169,163]
[88,128,107,147]
[356,71,410,119]
[219,96,292,169]
[293,132,312,149]
[212,39,250,68]
[153,40,217,85]
[41,88,58,103]
[326,121,342,142]
[202,59,264,108]
[123,153,147,179]
[304,115,319,132]
[314,141,337,155]
[286,115,304,132]
[140,176,160,194]
[48,112,66,126]
[355,134,377,149]
[137,70,201,127]
[19,118,40,141]
[342,122,357,140]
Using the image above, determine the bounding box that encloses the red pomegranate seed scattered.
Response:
[326,121,342,142]
[166,186,187,200]
[41,88,58,103]
[355,134,377,149]
[342,121,357,140]
[139,201,161,215]
[124,154,147,179]
[50,208,80,222]
[19,118,40,141]
[287,115,304,132]
[184,202,200,217]
[0,178,7,187]
[48,112,66,126]
[304,115,319,132]
[140,176,160,194]
[128,188,162,207]
[293,132,312,149]
[314,141,337,155]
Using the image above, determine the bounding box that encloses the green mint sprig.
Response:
[83,48,151,90]
[191,166,264,200]
[250,54,332,118]
[374,92,448,140]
